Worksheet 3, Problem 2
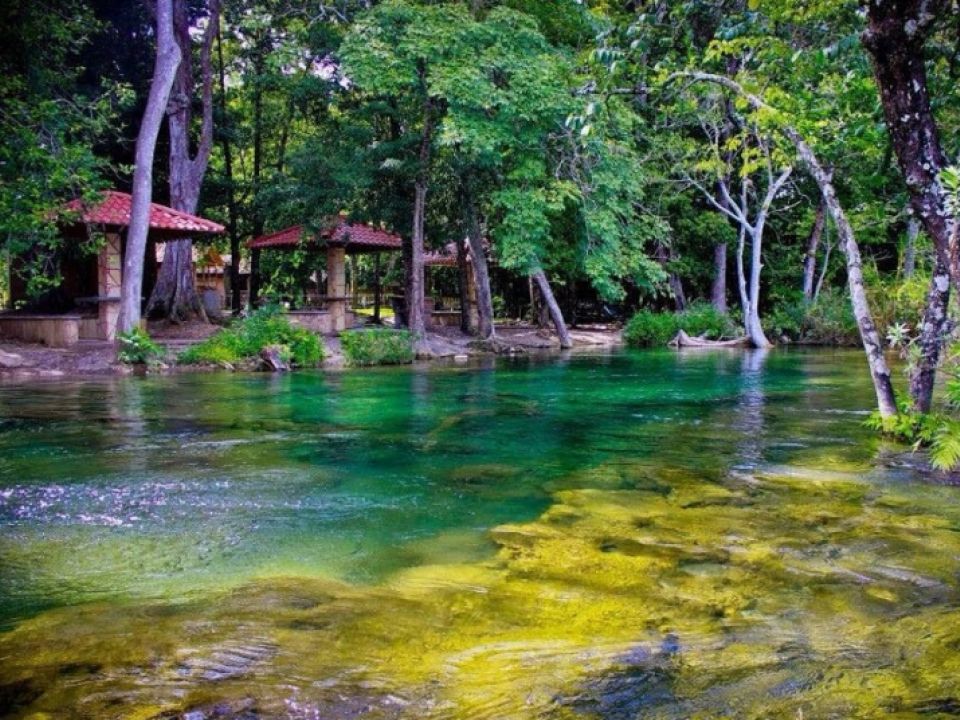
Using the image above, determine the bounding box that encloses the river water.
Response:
[1,349,959,718]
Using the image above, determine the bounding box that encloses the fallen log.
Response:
[668,330,751,349]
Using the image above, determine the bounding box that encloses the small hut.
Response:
[248,221,402,333]
[0,191,224,346]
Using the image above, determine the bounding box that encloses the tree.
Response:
[672,71,898,419]
[862,0,955,414]
[341,2,472,341]
[675,104,793,348]
[0,0,120,300]
[146,0,221,322]
[118,0,181,334]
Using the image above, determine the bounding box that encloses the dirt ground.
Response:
[0,340,125,380]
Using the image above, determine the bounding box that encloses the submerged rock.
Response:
[176,638,277,682]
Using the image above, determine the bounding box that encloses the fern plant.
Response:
[117,328,162,365]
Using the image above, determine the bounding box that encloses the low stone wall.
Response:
[286,309,357,335]
[0,314,81,348]
[430,311,462,328]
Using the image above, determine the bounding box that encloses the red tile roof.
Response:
[248,224,307,248]
[248,221,403,253]
[424,239,494,267]
[63,190,225,235]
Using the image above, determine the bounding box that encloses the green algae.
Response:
[3,350,960,718]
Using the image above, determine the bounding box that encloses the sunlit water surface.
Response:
[1,349,960,719]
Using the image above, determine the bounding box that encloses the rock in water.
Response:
[259,345,289,372]
[0,350,26,369]
[176,638,278,682]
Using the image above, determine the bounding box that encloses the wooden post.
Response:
[99,233,123,340]
[327,244,347,331]
[373,252,382,323]
[350,254,359,307]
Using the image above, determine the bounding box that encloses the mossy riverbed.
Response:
[1,350,959,718]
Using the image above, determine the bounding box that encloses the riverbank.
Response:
[0,322,623,380]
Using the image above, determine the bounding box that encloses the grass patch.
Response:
[354,306,395,320]
[179,306,324,367]
[340,328,414,366]
[624,303,736,347]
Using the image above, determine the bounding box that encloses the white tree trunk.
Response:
[672,71,898,418]
[118,0,181,336]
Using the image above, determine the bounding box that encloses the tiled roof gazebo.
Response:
[248,221,403,332]
[1,191,224,347]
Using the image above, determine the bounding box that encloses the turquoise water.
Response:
[1,349,959,719]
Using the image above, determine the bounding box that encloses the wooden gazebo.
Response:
[248,220,402,332]
[1,191,224,346]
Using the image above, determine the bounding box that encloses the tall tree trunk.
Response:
[863,2,955,415]
[802,199,826,301]
[456,235,471,334]
[217,18,241,314]
[787,129,897,418]
[746,207,776,348]
[814,234,832,301]
[464,176,495,339]
[785,136,897,417]
[711,242,727,313]
[407,78,432,340]
[903,218,919,278]
[147,0,220,321]
[118,0,180,336]
[863,2,957,290]
[532,269,572,349]
[910,257,952,413]
[656,243,686,311]
[248,48,266,308]
[735,222,749,320]
[276,95,295,174]
[669,270,687,312]
[409,178,428,338]
[672,72,898,418]
[740,227,770,348]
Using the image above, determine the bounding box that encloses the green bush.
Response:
[801,289,859,345]
[117,328,163,365]
[340,328,414,366]
[179,305,324,367]
[623,303,735,347]
[763,290,860,346]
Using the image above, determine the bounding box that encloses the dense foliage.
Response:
[340,329,415,366]
[179,306,324,367]
[624,303,735,347]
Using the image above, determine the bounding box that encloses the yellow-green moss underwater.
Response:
[2,350,960,718]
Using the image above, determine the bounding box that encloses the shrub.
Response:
[623,303,735,347]
[179,305,324,367]
[340,328,414,366]
[117,328,163,365]
[800,288,859,345]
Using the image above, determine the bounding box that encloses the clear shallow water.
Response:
[1,349,960,718]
